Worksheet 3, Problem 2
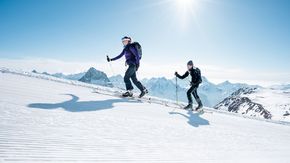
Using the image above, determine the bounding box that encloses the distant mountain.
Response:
[31,68,112,87]
[32,70,86,81]
[64,72,86,80]
[270,84,290,90]
[109,75,124,89]
[217,80,246,96]
[142,77,185,101]
[282,84,290,90]
[216,80,260,96]
[42,72,50,75]
[50,73,66,78]
[214,87,290,121]
[79,67,113,87]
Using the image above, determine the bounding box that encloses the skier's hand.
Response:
[106,55,111,62]
[174,72,178,76]
[136,64,140,71]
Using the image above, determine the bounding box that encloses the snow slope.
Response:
[1,69,290,163]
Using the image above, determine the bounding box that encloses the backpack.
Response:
[131,42,142,60]
[196,68,202,84]
[192,68,202,84]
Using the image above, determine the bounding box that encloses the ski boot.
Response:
[138,88,148,98]
[122,91,133,97]
[184,104,193,110]
[195,104,203,112]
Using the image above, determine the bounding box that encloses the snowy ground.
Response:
[1,71,290,163]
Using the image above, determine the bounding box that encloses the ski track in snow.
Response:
[1,69,290,163]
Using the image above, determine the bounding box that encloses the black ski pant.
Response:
[124,64,145,91]
[187,84,202,106]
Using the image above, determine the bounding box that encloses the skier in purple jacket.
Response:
[107,36,148,98]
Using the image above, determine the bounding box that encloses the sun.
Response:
[175,0,198,11]
[176,0,195,8]
[141,0,203,30]
[173,0,200,28]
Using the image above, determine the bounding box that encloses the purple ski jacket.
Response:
[111,44,140,65]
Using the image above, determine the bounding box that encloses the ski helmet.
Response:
[122,36,132,42]
[187,60,193,66]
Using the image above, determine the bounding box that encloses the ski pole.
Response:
[175,76,178,105]
[107,55,115,76]
[170,76,178,112]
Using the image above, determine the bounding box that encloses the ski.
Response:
[92,89,152,103]
[118,94,152,103]
[178,104,213,114]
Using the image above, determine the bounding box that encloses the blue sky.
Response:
[0,0,290,85]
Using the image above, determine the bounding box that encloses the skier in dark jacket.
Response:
[107,36,148,98]
[175,60,203,111]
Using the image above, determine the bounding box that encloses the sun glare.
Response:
[173,0,200,29]
[143,0,203,30]
[177,0,194,8]
[176,0,198,11]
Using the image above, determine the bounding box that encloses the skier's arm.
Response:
[111,49,125,61]
[176,71,189,79]
[129,45,140,65]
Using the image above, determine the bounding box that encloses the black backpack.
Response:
[192,68,202,84]
[196,68,202,84]
[131,42,142,60]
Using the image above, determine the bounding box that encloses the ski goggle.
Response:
[122,38,131,42]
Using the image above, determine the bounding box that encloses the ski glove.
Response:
[136,64,140,71]
[174,72,178,76]
[106,55,111,62]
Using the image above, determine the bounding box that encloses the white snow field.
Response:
[1,69,290,163]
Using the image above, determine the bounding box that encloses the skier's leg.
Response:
[187,86,194,104]
[124,65,134,91]
[130,66,148,98]
[183,86,194,109]
[192,87,199,101]
[192,86,203,109]
[131,71,145,91]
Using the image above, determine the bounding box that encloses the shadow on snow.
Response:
[28,94,209,127]
[27,94,141,112]
[169,110,210,127]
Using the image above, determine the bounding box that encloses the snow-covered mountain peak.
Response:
[231,87,257,96]
[87,67,100,75]
[218,80,231,86]
[79,67,112,87]
[215,87,290,121]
